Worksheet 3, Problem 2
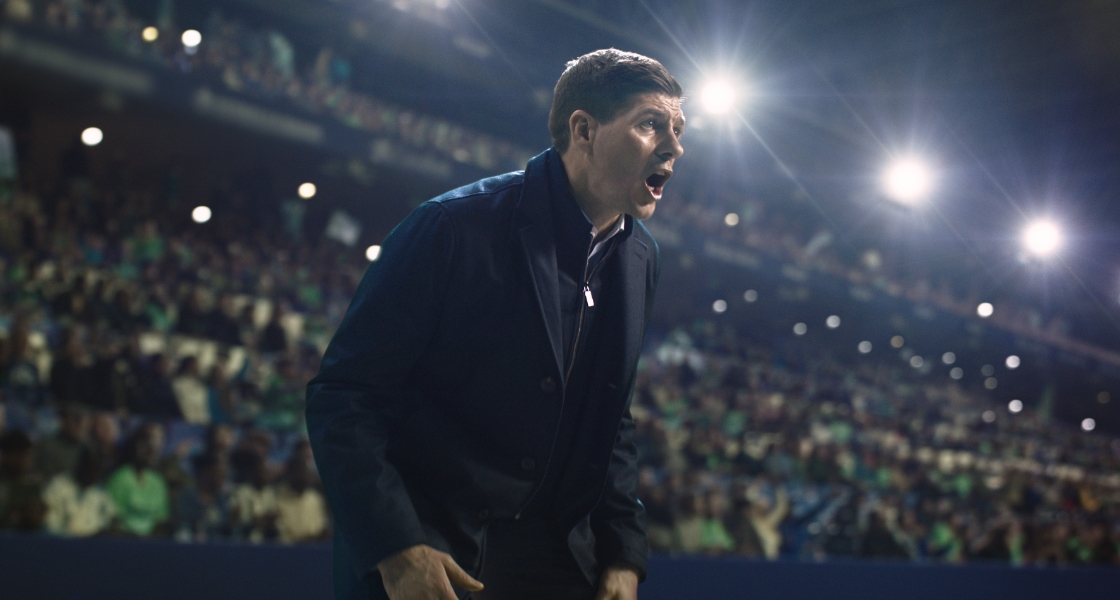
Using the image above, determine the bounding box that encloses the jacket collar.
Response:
[516,149,648,383]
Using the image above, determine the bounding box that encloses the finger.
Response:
[442,555,485,592]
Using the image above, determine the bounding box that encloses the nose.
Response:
[658,131,684,162]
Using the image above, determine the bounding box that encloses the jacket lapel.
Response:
[517,152,565,379]
[616,227,649,386]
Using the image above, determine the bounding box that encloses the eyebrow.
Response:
[636,109,686,126]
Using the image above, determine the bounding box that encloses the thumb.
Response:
[442,555,484,592]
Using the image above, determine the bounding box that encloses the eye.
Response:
[642,119,657,129]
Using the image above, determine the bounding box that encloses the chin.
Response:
[631,202,657,221]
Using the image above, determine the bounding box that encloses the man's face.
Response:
[587,92,685,221]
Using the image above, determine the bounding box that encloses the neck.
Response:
[560,150,621,234]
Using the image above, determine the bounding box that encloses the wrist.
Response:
[377,544,428,579]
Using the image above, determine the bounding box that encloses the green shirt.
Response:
[106,466,169,536]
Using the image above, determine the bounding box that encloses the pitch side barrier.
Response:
[1,534,1116,600]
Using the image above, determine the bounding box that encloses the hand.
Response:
[377,544,484,600]
[594,564,639,600]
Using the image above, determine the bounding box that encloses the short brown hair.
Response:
[549,49,683,154]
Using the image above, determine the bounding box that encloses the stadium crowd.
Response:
[632,323,1120,565]
[3,0,1112,359]
[1,0,531,172]
[0,159,1118,566]
[2,4,1119,560]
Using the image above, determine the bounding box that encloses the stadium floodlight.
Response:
[977,302,994,318]
[699,80,736,115]
[191,206,212,224]
[365,245,382,262]
[882,157,933,205]
[142,27,159,42]
[181,29,202,48]
[81,127,103,147]
[298,182,317,199]
[1023,220,1061,257]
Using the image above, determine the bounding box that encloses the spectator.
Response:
[205,362,235,425]
[106,424,170,537]
[202,423,236,464]
[701,487,736,554]
[35,402,91,480]
[746,483,789,560]
[258,358,303,431]
[2,322,43,406]
[88,411,121,476]
[229,448,277,543]
[0,430,46,531]
[674,491,706,554]
[136,354,181,418]
[274,454,329,544]
[171,356,210,425]
[257,303,288,354]
[174,453,232,542]
[48,327,92,406]
[175,288,210,338]
[41,446,117,537]
[208,293,242,346]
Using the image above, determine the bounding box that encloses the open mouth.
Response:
[645,172,670,198]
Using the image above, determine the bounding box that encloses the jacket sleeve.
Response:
[306,201,455,580]
[588,236,659,581]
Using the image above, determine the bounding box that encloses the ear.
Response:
[568,109,598,155]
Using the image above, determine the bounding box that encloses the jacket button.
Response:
[520,457,536,471]
[539,376,557,393]
[477,509,490,521]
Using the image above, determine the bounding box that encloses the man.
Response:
[34,403,91,480]
[307,49,685,600]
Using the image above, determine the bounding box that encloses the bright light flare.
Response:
[1082,418,1096,432]
[977,302,994,318]
[1008,399,1023,413]
[366,245,382,261]
[882,158,933,205]
[142,27,159,42]
[191,206,212,224]
[81,127,103,146]
[298,182,317,199]
[700,80,736,115]
[1023,220,1061,257]
[712,299,728,313]
[181,29,201,48]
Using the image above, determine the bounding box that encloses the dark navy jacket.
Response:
[306,149,659,600]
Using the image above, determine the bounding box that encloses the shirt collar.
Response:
[545,148,629,263]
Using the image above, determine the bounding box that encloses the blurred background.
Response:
[1,0,1119,598]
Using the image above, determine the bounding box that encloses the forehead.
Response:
[620,93,685,123]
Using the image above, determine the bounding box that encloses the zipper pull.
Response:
[584,285,595,307]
